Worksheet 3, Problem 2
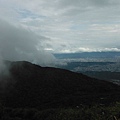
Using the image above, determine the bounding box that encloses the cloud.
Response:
[58,47,120,53]
[0,57,7,74]
[0,0,120,53]
[0,19,56,66]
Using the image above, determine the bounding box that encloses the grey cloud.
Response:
[0,0,120,53]
[56,0,120,19]
[0,19,56,66]
[58,0,118,8]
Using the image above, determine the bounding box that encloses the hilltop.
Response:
[0,61,120,109]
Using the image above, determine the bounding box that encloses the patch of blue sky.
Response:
[16,8,46,19]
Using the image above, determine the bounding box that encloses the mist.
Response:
[0,19,56,68]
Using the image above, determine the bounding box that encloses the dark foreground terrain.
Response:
[0,102,120,120]
[0,61,120,119]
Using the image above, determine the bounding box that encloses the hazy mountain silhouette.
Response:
[0,61,120,109]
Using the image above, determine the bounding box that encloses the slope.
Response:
[0,61,120,109]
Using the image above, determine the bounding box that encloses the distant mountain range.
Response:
[0,61,120,109]
[54,52,120,59]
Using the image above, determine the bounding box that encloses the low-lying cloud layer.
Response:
[0,19,56,66]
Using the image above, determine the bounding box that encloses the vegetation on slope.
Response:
[0,102,120,120]
[0,61,120,119]
[0,61,119,109]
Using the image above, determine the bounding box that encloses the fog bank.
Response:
[0,19,56,67]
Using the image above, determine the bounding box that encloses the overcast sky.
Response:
[0,0,120,55]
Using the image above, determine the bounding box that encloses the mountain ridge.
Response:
[0,61,120,109]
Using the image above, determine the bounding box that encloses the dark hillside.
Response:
[0,61,120,109]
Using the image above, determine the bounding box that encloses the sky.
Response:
[0,0,120,65]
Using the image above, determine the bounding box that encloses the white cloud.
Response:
[0,0,120,54]
[58,47,120,53]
